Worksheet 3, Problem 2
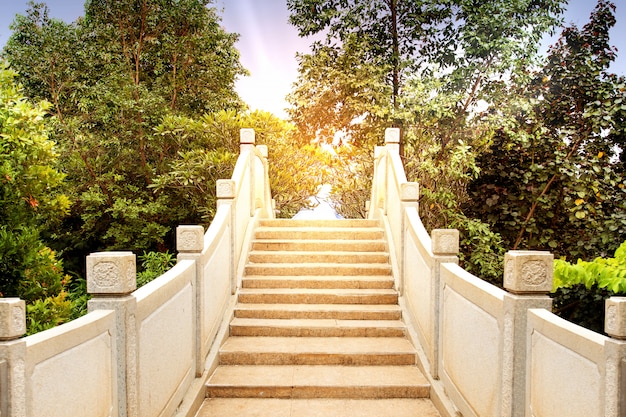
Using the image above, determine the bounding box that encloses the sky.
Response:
[0,0,625,119]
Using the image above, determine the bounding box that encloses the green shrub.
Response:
[551,240,626,333]
[136,251,176,287]
[26,292,73,335]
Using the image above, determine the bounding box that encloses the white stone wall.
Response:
[403,209,435,368]
[134,260,195,417]
[440,263,506,417]
[527,309,608,417]
[199,220,232,361]
[25,310,118,417]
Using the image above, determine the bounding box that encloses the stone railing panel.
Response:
[440,263,505,417]
[178,207,232,373]
[25,310,118,417]
[527,309,607,417]
[133,260,196,417]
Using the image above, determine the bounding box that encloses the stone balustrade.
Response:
[0,129,273,417]
[368,127,626,417]
[0,128,624,417]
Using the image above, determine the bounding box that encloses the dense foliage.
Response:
[3,1,247,260]
[552,241,626,333]
[1,0,251,331]
[286,0,565,283]
[2,0,625,336]
[286,0,626,332]
[0,63,75,334]
[465,0,626,263]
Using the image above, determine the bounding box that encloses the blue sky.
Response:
[1,0,624,117]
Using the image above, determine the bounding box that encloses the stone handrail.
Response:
[368,127,626,417]
[0,129,273,417]
[2,126,624,417]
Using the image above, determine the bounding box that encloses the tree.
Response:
[0,62,73,333]
[287,33,392,147]
[3,1,247,257]
[286,0,564,231]
[288,0,451,108]
[287,0,563,128]
[465,0,626,262]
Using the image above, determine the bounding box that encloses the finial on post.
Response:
[86,252,137,295]
[401,182,419,202]
[431,229,460,256]
[0,298,25,340]
[240,128,255,152]
[605,297,626,340]
[385,128,400,153]
[385,128,400,144]
[177,225,205,253]
[503,251,553,294]
[216,179,236,199]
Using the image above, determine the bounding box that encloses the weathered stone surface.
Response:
[431,229,459,256]
[401,183,419,202]
[216,179,236,199]
[385,127,400,144]
[503,251,553,294]
[605,297,626,339]
[0,298,25,340]
[177,225,205,253]
[87,252,136,295]
[240,128,255,145]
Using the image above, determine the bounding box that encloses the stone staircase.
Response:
[194,219,440,417]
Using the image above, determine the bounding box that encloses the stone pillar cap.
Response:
[0,298,26,340]
[432,229,460,256]
[87,251,137,295]
[605,297,626,339]
[177,225,205,253]
[240,128,255,145]
[385,127,400,144]
[503,250,553,294]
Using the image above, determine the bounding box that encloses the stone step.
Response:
[237,288,398,305]
[247,251,390,264]
[244,263,392,277]
[258,219,382,228]
[241,275,394,289]
[233,303,403,320]
[195,398,441,417]
[206,365,429,399]
[229,318,406,337]
[252,239,387,252]
[254,227,384,241]
[219,337,417,366]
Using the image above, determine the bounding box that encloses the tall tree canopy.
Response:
[465,0,626,262]
[0,62,75,333]
[3,0,247,256]
[287,0,563,145]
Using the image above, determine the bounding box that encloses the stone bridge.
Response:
[1,128,625,417]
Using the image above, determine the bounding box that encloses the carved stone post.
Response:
[240,129,256,217]
[501,250,553,417]
[87,252,137,417]
[176,225,205,376]
[176,225,204,254]
[605,297,626,417]
[239,128,255,153]
[0,298,26,416]
[385,127,400,153]
[255,144,269,212]
[398,182,419,295]
[431,229,460,380]
[383,128,400,217]
[216,179,236,294]
[370,145,387,217]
